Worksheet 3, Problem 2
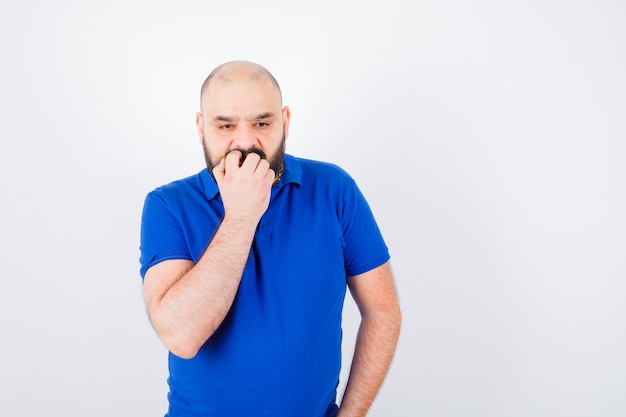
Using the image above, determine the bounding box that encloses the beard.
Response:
[202,133,286,179]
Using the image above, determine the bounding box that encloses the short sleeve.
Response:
[139,190,193,279]
[340,177,390,277]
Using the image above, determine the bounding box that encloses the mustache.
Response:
[224,147,267,165]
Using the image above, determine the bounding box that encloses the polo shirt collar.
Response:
[200,153,302,201]
[278,154,302,189]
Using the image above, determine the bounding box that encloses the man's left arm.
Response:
[338,261,402,417]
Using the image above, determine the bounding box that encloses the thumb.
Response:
[212,158,226,183]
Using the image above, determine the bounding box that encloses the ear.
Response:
[282,106,291,140]
[195,112,205,144]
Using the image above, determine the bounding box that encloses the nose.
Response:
[231,124,259,149]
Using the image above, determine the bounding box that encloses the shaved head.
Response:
[200,60,282,111]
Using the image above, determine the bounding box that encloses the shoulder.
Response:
[142,169,215,218]
[289,155,355,186]
[150,170,202,194]
[294,155,348,174]
[146,169,208,201]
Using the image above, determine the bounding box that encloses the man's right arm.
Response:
[143,151,275,359]
[143,214,259,359]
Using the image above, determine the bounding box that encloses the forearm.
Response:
[149,215,257,358]
[338,310,402,417]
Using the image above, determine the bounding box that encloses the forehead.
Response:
[202,75,282,116]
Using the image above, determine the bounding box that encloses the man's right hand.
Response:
[212,150,276,223]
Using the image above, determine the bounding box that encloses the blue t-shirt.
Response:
[139,154,390,417]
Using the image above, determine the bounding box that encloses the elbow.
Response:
[390,305,403,336]
[395,303,403,325]
[150,314,211,360]
[160,329,207,359]
[159,324,215,359]
[167,340,201,360]
[382,302,403,338]
[363,304,402,337]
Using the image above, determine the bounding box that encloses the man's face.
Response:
[196,75,290,177]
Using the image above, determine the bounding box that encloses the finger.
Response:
[253,157,270,174]
[240,151,262,171]
[212,157,226,180]
[264,168,276,183]
[224,150,243,172]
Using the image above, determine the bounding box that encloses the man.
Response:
[139,60,401,417]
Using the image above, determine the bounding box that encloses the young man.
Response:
[139,60,401,417]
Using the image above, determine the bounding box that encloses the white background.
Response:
[1,1,625,416]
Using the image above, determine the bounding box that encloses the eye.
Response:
[219,123,234,130]
[256,122,269,128]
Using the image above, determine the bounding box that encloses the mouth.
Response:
[225,148,267,166]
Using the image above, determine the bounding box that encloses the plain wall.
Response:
[1,1,624,416]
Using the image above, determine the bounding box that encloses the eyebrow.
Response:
[213,115,236,123]
[212,112,276,123]
[251,112,275,120]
